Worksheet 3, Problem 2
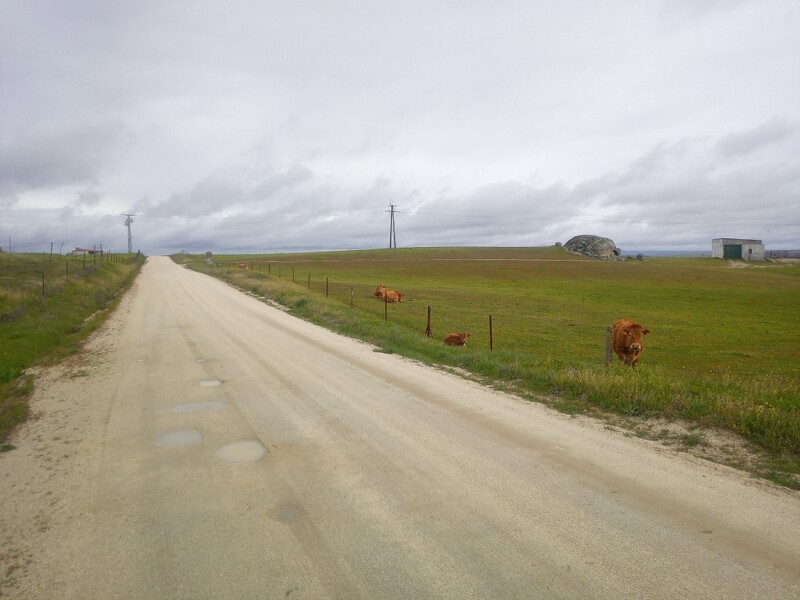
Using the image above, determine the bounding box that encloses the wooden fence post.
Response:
[384,292,388,321]
[326,277,329,297]
[307,273,311,289]
[605,325,613,366]
[350,287,354,307]
[489,315,493,350]
[425,305,432,337]
[292,268,295,283]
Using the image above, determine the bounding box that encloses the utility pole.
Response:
[122,214,136,253]
[386,204,397,249]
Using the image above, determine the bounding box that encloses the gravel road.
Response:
[2,256,798,599]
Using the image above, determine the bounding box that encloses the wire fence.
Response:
[220,260,637,360]
[765,250,800,259]
[1,251,143,313]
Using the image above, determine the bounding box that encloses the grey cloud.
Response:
[716,118,795,158]
[76,189,103,206]
[151,176,245,218]
[143,121,799,253]
[0,119,125,197]
[2,1,798,255]
[251,165,314,200]
[6,114,799,256]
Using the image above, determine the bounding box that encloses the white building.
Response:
[711,238,765,261]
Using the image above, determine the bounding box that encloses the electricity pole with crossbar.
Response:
[387,204,397,249]
[122,214,136,253]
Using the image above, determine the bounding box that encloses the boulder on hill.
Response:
[564,235,622,261]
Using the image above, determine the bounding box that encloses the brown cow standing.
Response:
[443,332,470,347]
[384,290,403,303]
[612,318,651,367]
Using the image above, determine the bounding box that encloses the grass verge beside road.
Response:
[0,252,145,447]
[176,248,800,487]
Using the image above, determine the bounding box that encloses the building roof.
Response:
[712,238,763,245]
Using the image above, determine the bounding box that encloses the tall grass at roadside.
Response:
[174,250,800,468]
[0,252,145,444]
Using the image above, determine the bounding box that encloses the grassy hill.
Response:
[176,247,800,484]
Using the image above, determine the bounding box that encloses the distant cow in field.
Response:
[374,285,387,299]
[238,263,248,269]
[384,290,404,303]
[611,318,651,367]
[443,332,470,347]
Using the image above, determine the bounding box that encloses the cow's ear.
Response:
[643,329,651,335]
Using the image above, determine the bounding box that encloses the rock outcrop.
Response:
[564,235,622,261]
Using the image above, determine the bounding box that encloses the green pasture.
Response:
[204,246,797,376]
[179,248,800,480]
[0,251,145,445]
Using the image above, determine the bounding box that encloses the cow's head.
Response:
[622,324,650,352]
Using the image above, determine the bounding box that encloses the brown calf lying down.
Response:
[443,332,470,347]
[374,285,403,302]
[384,290,403,303]
[612,318,651,367]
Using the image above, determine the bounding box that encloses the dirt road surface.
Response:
[2,256,799,599]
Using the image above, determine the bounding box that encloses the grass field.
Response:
[174,247,800,484]
[0,251,145,446]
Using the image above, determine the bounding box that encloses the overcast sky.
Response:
[2,0,799,255]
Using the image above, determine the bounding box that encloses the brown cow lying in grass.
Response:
[384,290,403,303]
[612,318,650,367]
[443,332,470,347]
[374,285,403,302]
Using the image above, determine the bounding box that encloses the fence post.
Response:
[605,325,613,366]
[489,315,493,350]
[326,277,329,297]
[308,273,311,289]
[350,287,354,306]
[292,268,295,283]
[425,305,432,337]
[384,292,388,321]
